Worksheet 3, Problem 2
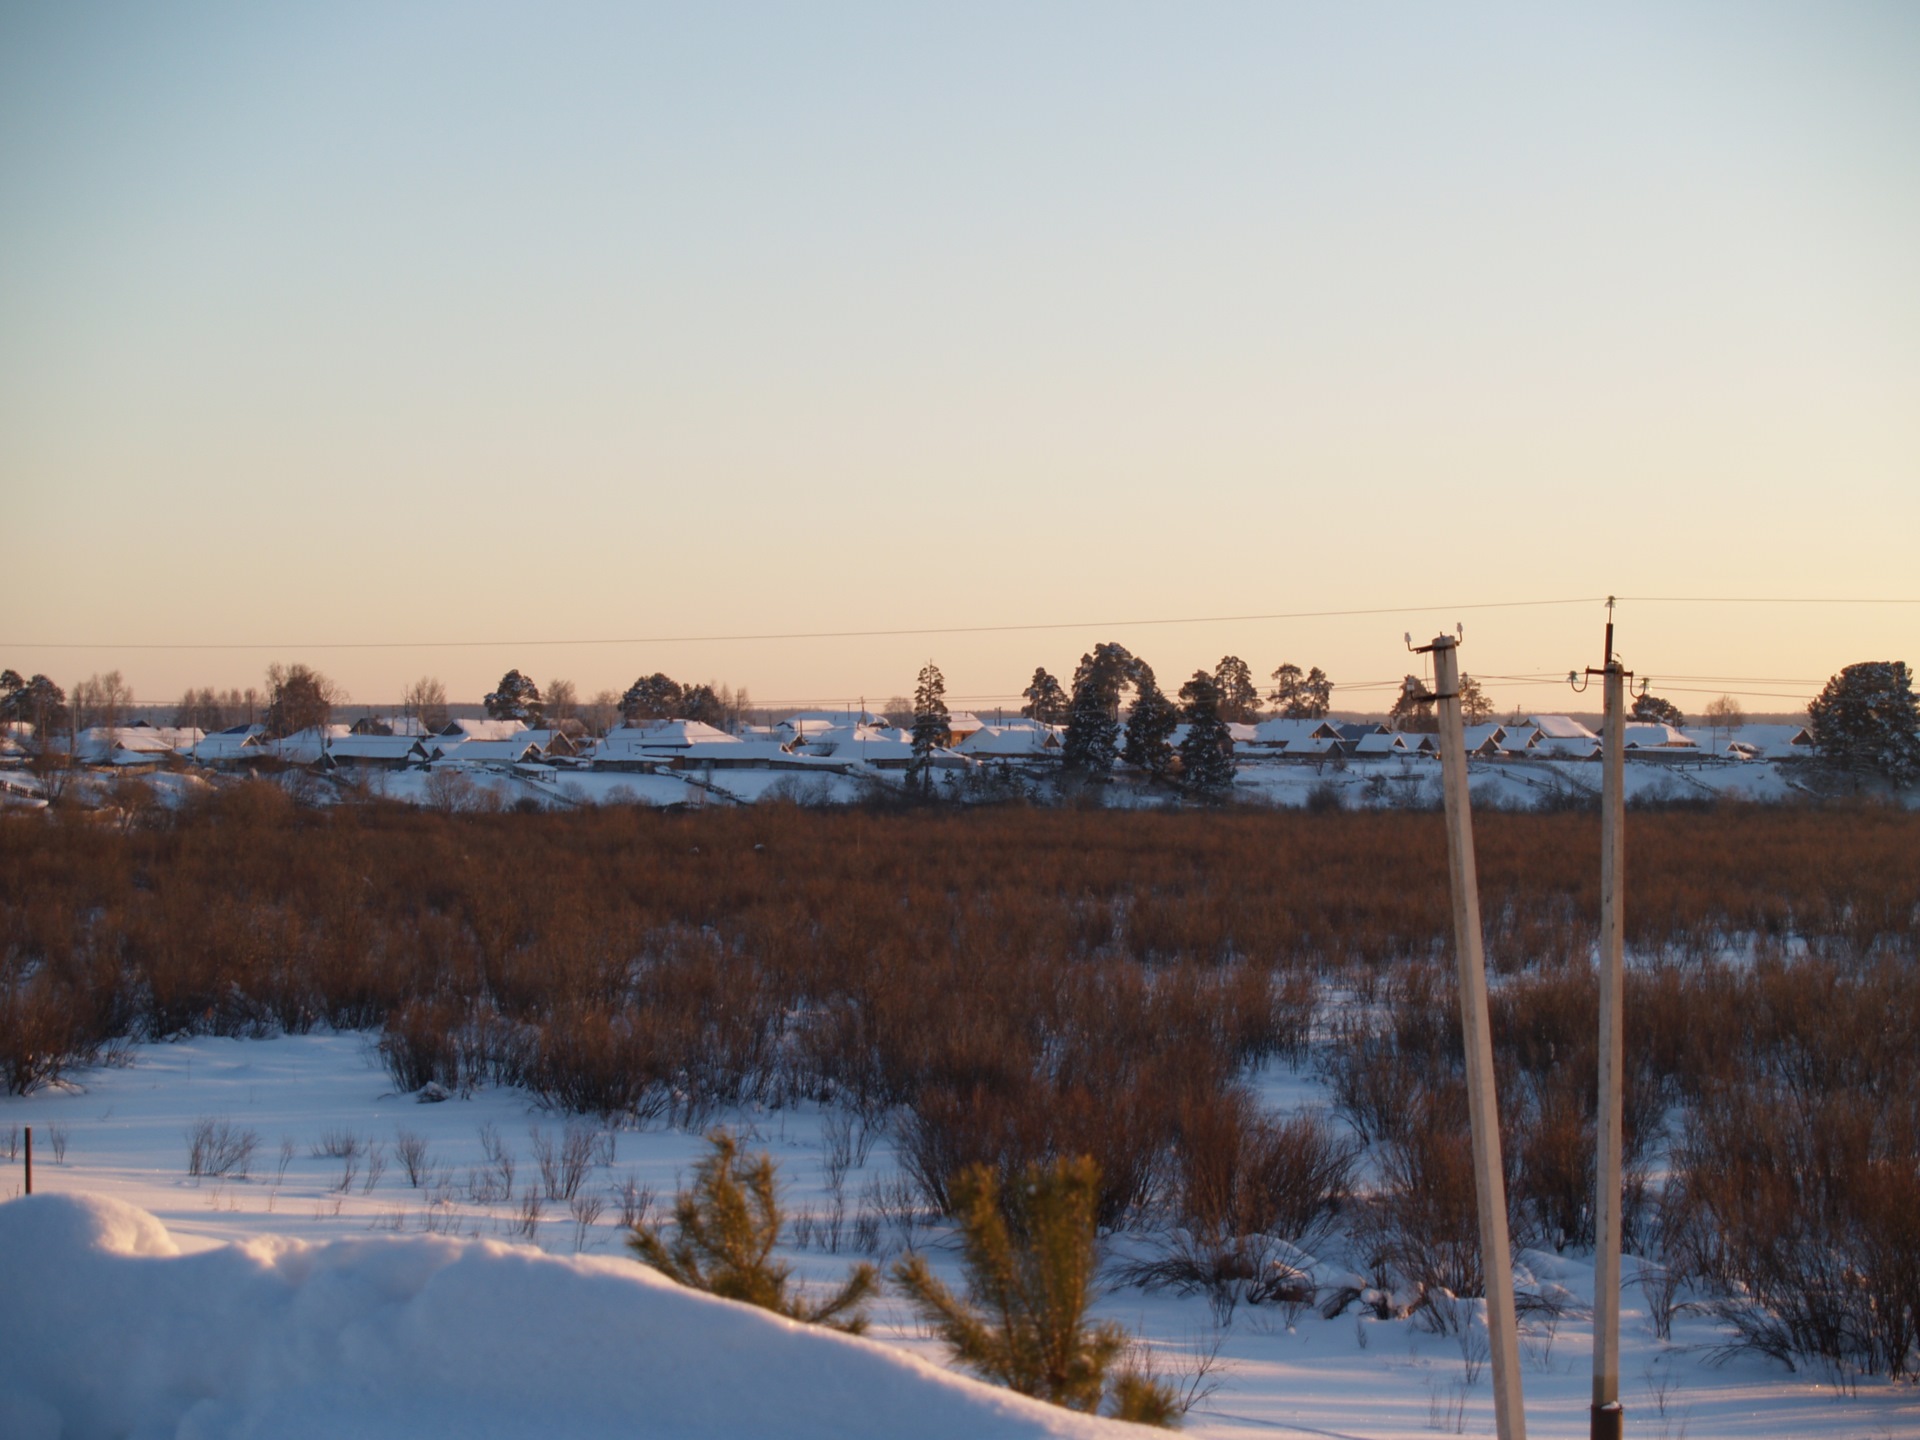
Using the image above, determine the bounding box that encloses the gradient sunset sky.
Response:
[3,2,1915,716]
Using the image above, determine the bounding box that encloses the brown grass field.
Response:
[5,790,1917,1374]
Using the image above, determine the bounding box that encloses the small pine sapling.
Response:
[891,1155,1179,1427]
[627,1128,877,1333]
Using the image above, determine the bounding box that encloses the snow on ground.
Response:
[0,1192,1128,1440]
[1231,757,1814,811]
[5,1037,1916,1439]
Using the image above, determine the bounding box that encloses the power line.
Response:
[7,592,1912,656]
[0,596,1604,653]
[1617,596,1920,605]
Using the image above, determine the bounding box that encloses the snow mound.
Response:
[0,1195,1133,1440]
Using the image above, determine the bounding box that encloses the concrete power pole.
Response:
[1423,631,1527,1440]
[1587,609,1629,1440]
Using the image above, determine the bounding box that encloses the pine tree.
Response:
[1268,663,1333,719]
[1178,671,1236,801]
[1061,643,1134,785]
[1213,656,1261,725]
[620,673,685,722]
[1458,674,1494,725]
[1022,668,1069,725]
[910,660,952,794]
[484,669,544,724]
[1388,675,1437,734]
[628,1129,878,1332]
[890,1157,1178,1426]
[1631,691,1684,728]
[1807,660,1920,786]
[0,672,66,733]
[679,683,725,727]
[1123,663,1178,783]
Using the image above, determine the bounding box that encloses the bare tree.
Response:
[401,677,449,733]
[585,689,620,736]
[1702,695,1745,749]
[73,671,133,734]
[265,663,342,739]
[544,679,579,727]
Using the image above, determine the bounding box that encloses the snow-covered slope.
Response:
[0,1191,1135,1440]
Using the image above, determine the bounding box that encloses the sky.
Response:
[2,2,1916,717]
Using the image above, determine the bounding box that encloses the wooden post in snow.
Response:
[22,1124,30,1195]
[1428,632,1526,1440]
[1592,639,1628,1440]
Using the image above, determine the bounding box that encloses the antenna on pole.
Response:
[1575,605,1631,1440]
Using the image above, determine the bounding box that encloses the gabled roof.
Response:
[1461,723,1504,751]
[599,720,736,754]
[429,737,541,764]
[800,725,914,759]
[325,735,423,762]
[1250,718,1344,746]
[1527,714,1599,742]
[1351,732,1408,755]
[194,726,269,761]
[1334,721,1391,741]
[777,710,880,735]
[1620,722,1696,748]
[267,725,351,766]
[1535,735,1601,757]
[956,725,1062,757]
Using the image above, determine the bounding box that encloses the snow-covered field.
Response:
[3,750,1844,818]
[5,1037,1914,1438]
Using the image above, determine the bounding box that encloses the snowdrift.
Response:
[0,1194,1135,1440]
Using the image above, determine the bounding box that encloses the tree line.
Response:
[6,653,1918,788]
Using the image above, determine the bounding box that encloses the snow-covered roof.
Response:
[324,735,421,762]
[429,737,541,765]
[1351,732,1407,755]
[1497,726,1541,752]
[1333,721,1390,741]
[1461,723,1504,751]
[1249,718,1343,746]
[777,710,879,735]
[194,726,269,761]
[1678,723,1810,757]
[955,725,1061,757]
[1535,735,1601,758]
[268,725,352,765]
[800,726,914,760]
[1621,722,1696,748]
[599,721,737,755]
[65,726,203,763]
[1527,714,1598,742]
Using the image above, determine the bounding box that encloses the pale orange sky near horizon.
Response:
[3,3,1916,715]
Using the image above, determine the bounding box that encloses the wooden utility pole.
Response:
[1589,608,1629,1440]
[1425,632,1527,1440]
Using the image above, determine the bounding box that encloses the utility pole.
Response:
[1579,600,1630,1440]
[1420,629,1527,1440]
